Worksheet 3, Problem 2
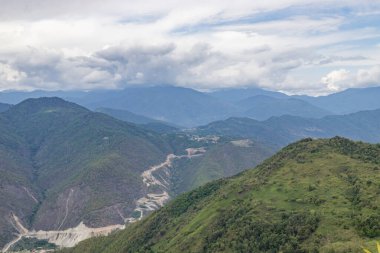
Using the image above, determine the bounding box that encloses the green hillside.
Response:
[63,137,380,253]
[170,140,274,195]
[0,97,176,231]
[0,115,36,247]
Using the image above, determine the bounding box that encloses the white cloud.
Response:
[0,0,364,21]
[356,65,380,86]
[0,0,379,94]
[0,63,26,82]
[318,66,380,93]
[321,69,351,91]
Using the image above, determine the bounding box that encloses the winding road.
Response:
[126,148,206,222]
[2,147,206,252]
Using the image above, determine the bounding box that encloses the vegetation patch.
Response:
[11,238,56,251]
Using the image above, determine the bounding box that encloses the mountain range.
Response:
[0,86,380,251]
[1,86,380,127]
[196,108,380,149]
[295,86,380,114]
[236,95,331,120]
[209,87,289,102]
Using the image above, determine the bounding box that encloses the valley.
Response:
[2,147,206,252]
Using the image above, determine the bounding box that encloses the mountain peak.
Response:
[281,136,380,165]
[18,96,81,107]
[6,97,89,116]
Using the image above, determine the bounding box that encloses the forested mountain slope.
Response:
[0,98,272,250]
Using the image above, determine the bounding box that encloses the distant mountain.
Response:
[74,86,238,127]
[210,87,289,102]
[96,107,168,125]
[197,117,294,148]
[138,122,179,133]
[238,95,332,120]
[62,137,380,252]
[170,139,274,195]
[0,97,273,250]
[0,90,86,104]
[196,108,380,148]
[2,86,380,127]
[96,107,179,133]
[0,102,11,112]
[296,86,380,114]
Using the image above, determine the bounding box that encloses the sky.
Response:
[0,0,379,95]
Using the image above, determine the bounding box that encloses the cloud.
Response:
[0,1,379,94]
[318,65,380,93]
[0,0,367,21]
[0,48,120,90]
[0,63,26,82]
[357,65,380,86]
[96,44,181,85]
[321,69,351,91]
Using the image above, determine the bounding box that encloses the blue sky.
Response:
[0,0,379,95]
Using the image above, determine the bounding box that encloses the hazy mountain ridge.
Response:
[72,86,239,127]
[2,86,380,127]
[296,86,380,114]
[96,107,170,125]
[95,107,180,133]
[196,108,380,148]
[237,95,332,120]
[209,87,289,102]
